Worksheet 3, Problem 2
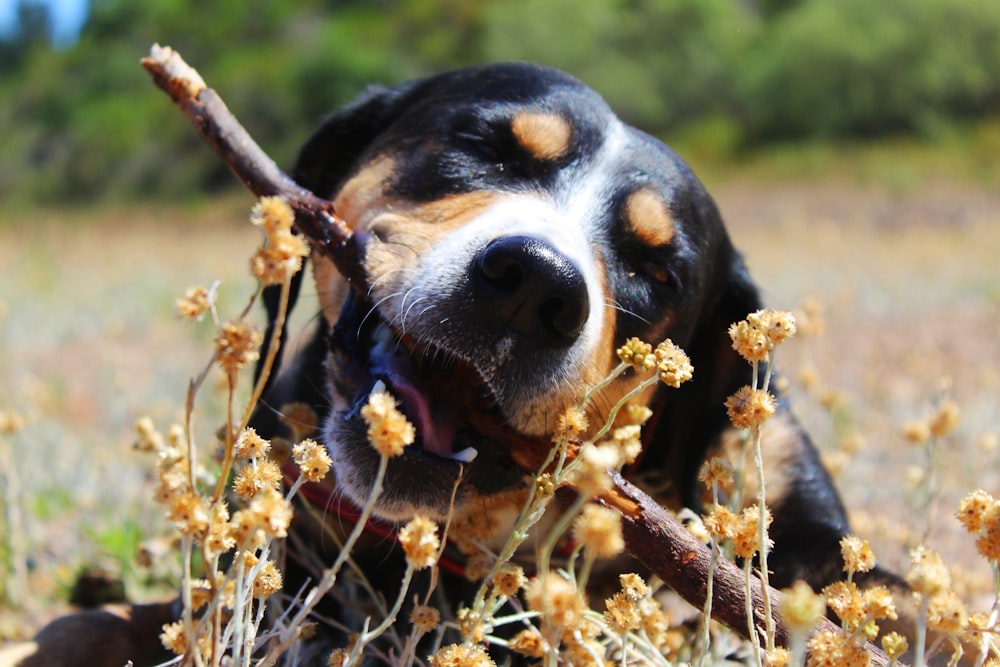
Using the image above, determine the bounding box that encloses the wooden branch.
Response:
[140,44,367,290]
[141,44,895,666]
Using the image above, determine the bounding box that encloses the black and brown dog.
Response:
[4,63,903,667]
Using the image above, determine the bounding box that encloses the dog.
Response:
[5,63,904,666]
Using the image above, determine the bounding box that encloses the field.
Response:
[0,177,998,643]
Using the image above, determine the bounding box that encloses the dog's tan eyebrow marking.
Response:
[510,112,572,161]
[624,187,675,247]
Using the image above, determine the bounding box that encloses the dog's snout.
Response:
[472,235,589,346]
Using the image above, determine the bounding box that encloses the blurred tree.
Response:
[0,0,997,205]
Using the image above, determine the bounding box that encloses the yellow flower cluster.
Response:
[957,489,1000,561]
[554,404,589,441]
[823,579,896,636]
[234,427,270,459]
[906,545,968,635]
[729,309,797,364]
[699,456,735,494]
[176,285,210,321]
[292,438,332,482]
[654,339,694,388]
[616,337,655,372]
[725,386,776,430]
[215,320,262,380]
[249,196,309,286]
[780,580,826,633]
[524,571,587,640]
[806,629,870,667]
[703,503,772,558]
[572,503,625,559]
[409,604,441,634]
[569,442,618,496]
[398,515,440,570]
[603,573,670,649]
[360,388,415,458]
[492,564,526,598]
[839,535,876,579]
[428,643,496,667]
[904,398,961,444]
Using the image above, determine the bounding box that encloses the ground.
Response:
[0,178,997,639]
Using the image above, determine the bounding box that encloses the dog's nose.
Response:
[472,235,589,346]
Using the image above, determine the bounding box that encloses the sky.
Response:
[0,0,88,46]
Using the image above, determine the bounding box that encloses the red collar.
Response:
[285,466,468,577]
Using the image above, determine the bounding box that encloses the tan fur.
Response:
[510,112,572,161]
[625,187,675,248]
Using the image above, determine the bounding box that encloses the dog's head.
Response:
[292,63,760,521]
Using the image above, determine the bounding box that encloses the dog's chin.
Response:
[322,293,531,522]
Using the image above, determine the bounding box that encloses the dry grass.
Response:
[0,179,997,658]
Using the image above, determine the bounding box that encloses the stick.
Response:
[141,44,896,666]
[140,44,366,290]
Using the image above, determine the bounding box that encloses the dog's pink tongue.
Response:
[389,375,458,457]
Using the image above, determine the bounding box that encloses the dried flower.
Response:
[160,620,187,655]
[524,572,586,635]
[569,442,619,495]
[927,589,967,634]
[806,628,870,667]
[234,427,270,459]
[619,573,649,599]
[616,337,655,372]
[398,515,439,569]
[881,632,908,661]
[249,487,293,538]
[654,339,693,388]
[134,416,164,452]
[249,196,309,286]
[176,285,210,321]
[624,403,653,426]
[409,605,441,634]
[956,489,995,534]
[823,581,866,632]
[572,503,624,559]
[781,580,826,632]
[554,404,589,441]
[429,644,496,667]
[726,386,776,430]
[767,647,790,667]
[492,565,526,597]
[253,559,283,599]
[604,590,642,633]
[732,504,771,559]
[902,420,931,445]
[703,504,738,543]
[167,491,209,536]
[215,320,262,380]
[699,456,734,493]
[292,438,332,482]
[233,459,283,500]
[360,388,415,458]
[929,399,960,438]
[840,535,876,577]
[906,545,950,597]
[508,628,546,657]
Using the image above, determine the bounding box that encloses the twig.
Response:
[141,43,898,667]
[140,44,366,290]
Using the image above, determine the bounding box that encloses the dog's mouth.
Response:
[325,292,530,517]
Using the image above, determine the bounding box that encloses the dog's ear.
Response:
[292,81,417,198]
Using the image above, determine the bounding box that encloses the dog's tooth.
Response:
[449,447,479,463]
[371,379,387,395]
